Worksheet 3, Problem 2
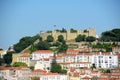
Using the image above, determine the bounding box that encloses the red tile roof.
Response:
[44,58,49,61]
[67,50,80,53]
[19,55,30,58]
[70,67,75,72]
[67,49,91,53]
[0,67,12,70]
[73,72,80,77]
[82,75,92,79]
[41,72,59,76]
[33,69,47,73]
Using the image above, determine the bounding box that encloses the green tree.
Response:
[90,63,96,70]
[86,36,96,42]
[75,35,86,42]
[50,64,67,74]
[37,41,50,50]
[32,77,40,80]
[14,36,33,53]
[0,61,2,66]
[51,64,62,73]
[100,28,120,41]
[70,28,77,33]
[47,31,52,33]
[14,35,40,53]
[102,69,111,73]
[58,41,68,53]
[60,69,67,74]
[52,42,61,47]
[39,36,42,41]
[61,28,67,32]
[0,48,3,50]
[13,62,27,67]
[29,44,37,53]
[46,35,54,42]
[3,51,14,65]
[58,35,64,42]
[29,66,34,70]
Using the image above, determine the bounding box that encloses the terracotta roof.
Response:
[111,72,120,76]
[67,50,80,53]
[41,72,59,76]
[94,52,114,55]
[19,55,30,58]
[15,66,28,70]
[0,67,12,70]
[33,69,47,73]
[57,62,71,64]
[99,78,116,80]
[34,50,53,53]
[0,66,28,71]
[117,54,120,58]
[62,53,92,57]
[44,58,49,61]
[91,70,98,73]
[73,72,80,77]
[70,67,75,72]
[67,49,90,53]
[82,75,92,79]
[57,62,91,64]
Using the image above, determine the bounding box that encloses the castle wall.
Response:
[88,28,96,37]
[52,31,67,41]
[40,28,96,41]
[40,32,52,41]
[67,30,77,41]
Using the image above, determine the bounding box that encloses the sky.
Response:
[0,0,120,50]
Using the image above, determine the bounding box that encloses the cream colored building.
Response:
[17,55,30,66]
[40,28,96,41]
[12,53,30,66]
[0,50,7,58]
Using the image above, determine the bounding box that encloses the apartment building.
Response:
[32,50,54,60]
[40,73,68,80]
[92,52,118,69]
[17,55,30,66]
[0,66,31,80]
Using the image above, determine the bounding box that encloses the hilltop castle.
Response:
[40,28,96,41]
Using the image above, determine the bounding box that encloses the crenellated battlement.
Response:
[40,28,96,41]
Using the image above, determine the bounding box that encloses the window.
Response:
[109,56,111,59]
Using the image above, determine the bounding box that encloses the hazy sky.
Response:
[0,0,120,49]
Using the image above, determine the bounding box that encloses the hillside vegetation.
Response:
[14,34,40,53]
[100,28,120,42]
[13,28,120,53]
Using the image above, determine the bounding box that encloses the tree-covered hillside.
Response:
[100,28,120,42]
[13,28,120,53]
[14,34,40,53]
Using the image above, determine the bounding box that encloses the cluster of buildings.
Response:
[0,47,120,80]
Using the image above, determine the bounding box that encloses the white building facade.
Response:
[32,50,54,70]
[32,50,54,60]
[92,52,118,69]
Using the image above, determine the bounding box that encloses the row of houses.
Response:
[0,66,120,80]
[13,49,118,70]
[0,47,120,80]
[1,47,120,69]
